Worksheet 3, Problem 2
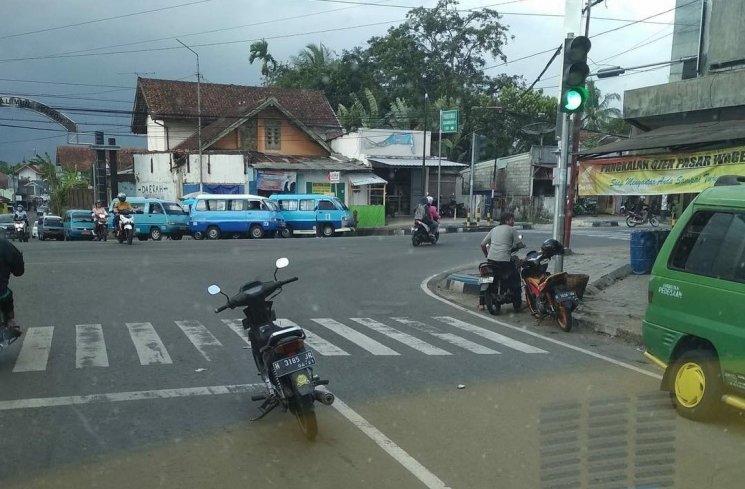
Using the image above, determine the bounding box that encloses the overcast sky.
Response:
[0,0,679,162]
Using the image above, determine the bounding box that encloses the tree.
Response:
[582,80,623,132]
[337,88,381,131]
[33,153,89,215]
[249,39,277,77]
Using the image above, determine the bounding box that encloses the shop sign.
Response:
[579,145,745,195]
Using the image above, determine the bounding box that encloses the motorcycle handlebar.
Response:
[213,277,298,313]
[278,277,299,287]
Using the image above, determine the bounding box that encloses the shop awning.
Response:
[348,173,387,186]
[368,157,466,168]
[579,120,745,157]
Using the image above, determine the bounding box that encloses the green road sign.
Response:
[440,109,459,133]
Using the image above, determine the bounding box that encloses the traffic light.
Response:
[560,36,591,113]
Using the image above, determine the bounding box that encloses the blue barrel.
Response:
[630,230,657,275]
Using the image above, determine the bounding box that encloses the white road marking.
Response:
[75,324,109,368]
[175,320,223,361]
[126,322,173,365]
[433,316,547,354]
[221,318,249,344]
[13,326,54,373]
[276,319,349,356]
[350,318,451,355]
[327,389,450,489]
[420,270,662,380]
[0,384,261,411]
[391,317,499,354]
[311,318,399,356]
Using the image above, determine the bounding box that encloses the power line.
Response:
[0,77,131,89]
[0,91,132,104]
[0,0,216,40]
[0,134,67,146]
[0,19,404,63]
[26,5,362,60]
[485,0,697,71]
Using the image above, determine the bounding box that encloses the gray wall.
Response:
[504,155,532,197]
[708,0,745,69]
[669,0,703,81]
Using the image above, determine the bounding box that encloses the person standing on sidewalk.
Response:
[478,211,524,311]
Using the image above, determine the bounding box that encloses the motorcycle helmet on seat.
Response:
[540,238,564,257]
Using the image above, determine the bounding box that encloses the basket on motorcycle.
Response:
[565,273,590,300]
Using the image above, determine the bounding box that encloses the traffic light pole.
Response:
[553,112,570,273]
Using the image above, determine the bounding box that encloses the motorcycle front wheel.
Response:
[649,217,659,227]
[556,305,574,332]
[411,234,421,247]
[127,229,133,245]
[625,215,637,228]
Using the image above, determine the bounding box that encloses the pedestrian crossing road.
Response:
[4,316,547,373]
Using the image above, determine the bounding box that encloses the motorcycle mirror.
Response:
[207,284,221,296]
[275,257,289,269]
[518,234,523,240]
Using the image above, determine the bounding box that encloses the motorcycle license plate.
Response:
[555,291,577,302]
[479,277,494,284]
[124,224,133,230]
[82,230,91,235]
[272,350,316,378]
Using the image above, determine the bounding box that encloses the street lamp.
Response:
[421,92,428,200]
[176,39,203,193]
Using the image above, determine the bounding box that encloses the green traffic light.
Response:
[561,85,589,113]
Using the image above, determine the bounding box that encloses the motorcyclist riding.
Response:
[13,205,27,224]
[426,196,440,237]
[92,200,108,240]
[478,211,524,311]
[112,193,132,237]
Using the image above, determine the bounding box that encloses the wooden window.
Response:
[264,120,281,150]
[240,119,258,150]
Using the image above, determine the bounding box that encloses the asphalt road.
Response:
[0,229,742,489]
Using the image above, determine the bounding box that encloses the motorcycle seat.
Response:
[262,325,305,350]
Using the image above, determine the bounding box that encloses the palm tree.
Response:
[582,80,622,132]
[294,43,332,69]
[249,39,277,77]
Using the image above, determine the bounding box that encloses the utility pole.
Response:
[108,137,118,202]
[93,131,107,205]
[469,131,476,225]
[437,109,442,211]
[177,39,203,193]
[563,0,593,251]
[421,92,428,200]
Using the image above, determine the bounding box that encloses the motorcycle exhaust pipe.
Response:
[314,388,335,406]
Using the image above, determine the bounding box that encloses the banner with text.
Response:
[579,146,745,196]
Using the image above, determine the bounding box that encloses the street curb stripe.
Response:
[327,390,450,489]
[433,316,548,354]
[75,324,109,368]
[276,319,349,356]
[311,318,399,356]
[0,384,260,411]
[390,317,499,354]
[349,318,451,355]
[126,322,173,365]
[175,320,223,361]
[13,326,54,373]
[420,270,662,380]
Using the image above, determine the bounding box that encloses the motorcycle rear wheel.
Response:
[649,217,659,227]
[485,292,501,315]
[556,306,574,332]
[294,400,318,441]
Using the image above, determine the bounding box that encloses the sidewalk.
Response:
[437,243,648,344]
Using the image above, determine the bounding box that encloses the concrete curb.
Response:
[591,220,620,227]
[354,222,534,237]
[586,264,633,293]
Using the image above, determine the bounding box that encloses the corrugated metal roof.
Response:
[368,157,466,168]
[349,173,387,186]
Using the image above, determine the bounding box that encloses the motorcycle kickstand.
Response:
[250,396,279,421]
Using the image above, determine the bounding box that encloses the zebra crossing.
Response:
[5,316,548,373]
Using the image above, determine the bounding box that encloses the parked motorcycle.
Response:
[208,257,333,441]
[411,220,439,246]
[117,212,134,245]
[94,212,108,241]
[478,239,525,315]
[11,221,29,242]
[521,239,579,332]
[625,207,659,227]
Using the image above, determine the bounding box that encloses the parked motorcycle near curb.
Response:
[521,239,579,332]
[625,207,659,227]
[479,237,525,315]
[411,220,439,246]
[209,257,333,441]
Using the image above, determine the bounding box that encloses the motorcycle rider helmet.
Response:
[117,192,126,202]
[426,196,433,205]
[540,238,565,257]
[15,205,23,212]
